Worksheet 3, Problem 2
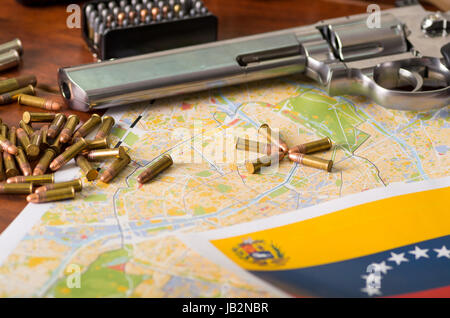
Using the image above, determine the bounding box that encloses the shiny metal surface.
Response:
[59,5,450,112]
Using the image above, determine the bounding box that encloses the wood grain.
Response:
[0,0,411,232]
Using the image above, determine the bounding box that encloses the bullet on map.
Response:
[59,114,80,143]
[100,153,131,183]
[0,182,33,194]
[85,137,109,150]
[35,179,83,194]
[50,138,89,171]
[0,85,35,105]
[33,148,57,176]
[72,114,101,141]
[27,186,75,203]
[245,152,284,174]
[235,137,278,155]
[75,155,98,181]
[22,111,55,124]
[0,135,18,155]
[17,94,62,111]
[289,137,332,155]
[0,75,36,95]
[258,123,289,154]
[95,116,115,140]
[288,152,333,172]
[137,154,172,184]
[87,146,126,161]
[17,127,39,158]
[47,113,66,138]
[7,173,54,184]
[19,120,34,136]
[15,146,32,176]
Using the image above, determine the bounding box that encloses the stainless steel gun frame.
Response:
[58,4,450,112]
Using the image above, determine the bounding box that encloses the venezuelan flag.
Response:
[210,181,450,297]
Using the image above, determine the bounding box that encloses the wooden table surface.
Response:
[0,0,434,232]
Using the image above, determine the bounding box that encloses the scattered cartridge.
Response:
[59,114,80,143]
[0,85,35,105]
[27,186,75,203]
[289,137,332,155]
[50,138,89,171]
[0,38,23,56]
[16,127,39,157]
[288,153,333,172]
[72,113,101,140]
[85,137,109,150]
[18,94,62,111]
[33,147,57,175]
[35,179,83,194]
[0,134,18,155]
[0,50,20,72]
[22,111,55,124]
[100,153,131,183]
[258,123,289,154]
[3,152,19,178]
[95,116,115,140]
[75,155,98,181]
[137,154,173,184]
[0,182,33,194]
[87,146,126,161]
[235,137,278,155]
[0,75,36,95]
[7,173,54,184]
[19,120,34,136]
[0,150,4,181]
[29,129,43,159]
[39,125,49,151]
[245,152,284,174]
[47,113,66,138]
[15,146,32,176]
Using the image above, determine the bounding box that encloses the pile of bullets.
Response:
[0,38,63,110]
[0,112,132,203]
[237,123,334,174]
[86,0,209,47]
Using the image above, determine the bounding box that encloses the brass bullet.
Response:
[30,129,43,159]
[49,135,63,155]
[8,126,16,145]
[95,116,115,140]
[7,173,54,184]
[137,154,172,184]
[33,148,56,176]
[0,182,33,194]
[18,94,62,111]
[0,38,23,56]
[50,138,89,171]
[87,146,126,161]
[35,179,82,194]
[22,111,55,124]
[72,114,101,141]
[3,152,19,178]
[289,137,332,155]
[75,155,98,181]
[0,75,36,95]
[0,134,18,155]
[288,153,333,172]
[0,150,4,181]
[235,137,278,155]
[27,186,75,203]
[245,152,285,174]
[100,154,131,183]
[59,114,80,143]
[40,125,49,151]
[19,120,34,136]
[0,123,7,138]
[85,137,109,150]
[0,85,35,105]
[258,123,289,154]
[47,113,66,138]
[15,146,32,176]
[16,128,39,157]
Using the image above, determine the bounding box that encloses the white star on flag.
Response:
[409,246,429,259]
[434,245,450,259]
[388,252,409,265]
[373,261,392,274]
[361,285,381,296]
